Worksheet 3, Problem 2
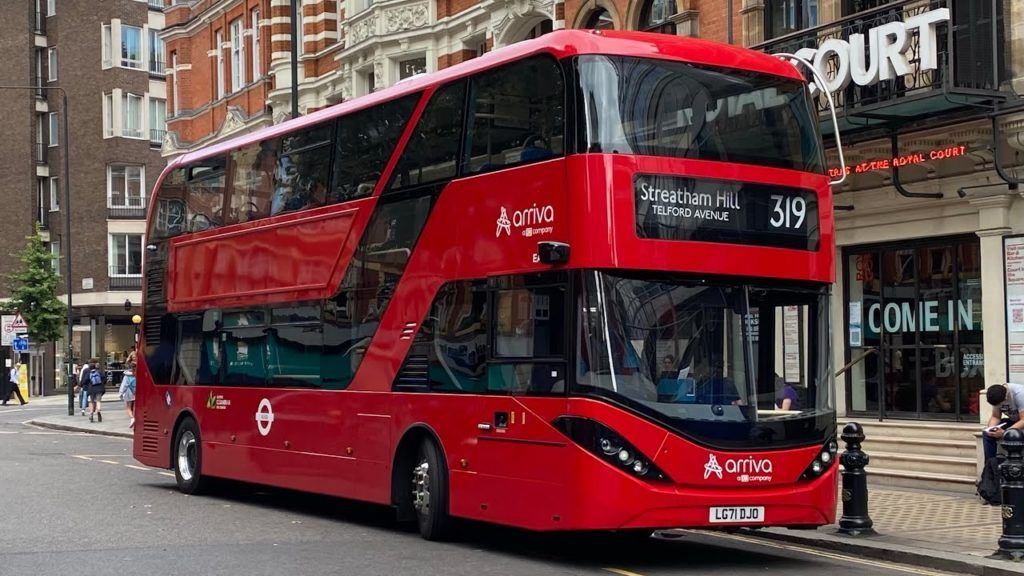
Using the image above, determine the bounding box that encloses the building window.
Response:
[48,47,57,81]
[110,233,143,276]
[123,93,143,138]
[525,20,552,39]
[766,0,818,39]
[103,93,114,137]
[171,51,180,115]
[48,112,59,146]
[49,176,60,211]
[50,241,60,275]
[584,8,614,30]
[639,0,676,34]
[215,30,225,99]
[297,5,306,55]
[34,49,44,97]
[149,29,165,74]
[35,115,45,161]
[251,9,261,79]
[230,18,245,91]
[398,57,426,81]
[47,0,55,16]
[109,165,145,208]
[122,25,144,69]
[102,24,112,67]
[150,97,166,144]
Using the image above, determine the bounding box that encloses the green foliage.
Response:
[7,223,64,343]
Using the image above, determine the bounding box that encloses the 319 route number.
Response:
[769,194,806,229]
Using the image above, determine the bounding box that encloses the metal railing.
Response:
[149,60,166,75]
[148,0,164,8]
[35,140,46,164]
[753,0,1000,116]
[108,195,146,219]
[109,266,142,290]
[150,128,166,144]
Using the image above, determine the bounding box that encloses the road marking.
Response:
[159,472,175,478]
[125,465,151,471]
[604,569,647,576]
[99,459,120,465]
[696,531,951,576]
[72,455,93,461]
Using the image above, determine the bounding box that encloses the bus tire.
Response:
[173,417,206,495]
[411,438,452,541]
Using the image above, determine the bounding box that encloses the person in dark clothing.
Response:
[81,358,106,422]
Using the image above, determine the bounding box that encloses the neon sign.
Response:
[828,145,967,179]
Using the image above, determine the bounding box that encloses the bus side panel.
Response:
[167,205,362,311]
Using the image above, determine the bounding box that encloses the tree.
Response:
[8,223,64,344]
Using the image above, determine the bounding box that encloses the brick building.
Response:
[0,0,168,393]
[161,0,743,155]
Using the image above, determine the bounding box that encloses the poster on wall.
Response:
[1006,236,1024,383]
[783,306,802,384]
[848,301,863,347]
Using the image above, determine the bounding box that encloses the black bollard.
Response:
[997,429,1024,560]
[837,422,875,536]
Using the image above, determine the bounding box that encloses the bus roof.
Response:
[168,29,803,171]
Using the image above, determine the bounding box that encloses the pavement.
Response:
[15,393,1024,575]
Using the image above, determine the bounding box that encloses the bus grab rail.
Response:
[774,53,847,187]
[834,347,878,379]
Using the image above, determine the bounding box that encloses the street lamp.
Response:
[0,85,74,415]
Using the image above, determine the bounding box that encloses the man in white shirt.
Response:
[3,362,26,406]
[984,382,1024,461]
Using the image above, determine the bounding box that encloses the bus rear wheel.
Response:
[173,417,207,495]
[411,439,452,541]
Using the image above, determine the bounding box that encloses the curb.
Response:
[735,528,1024,576]
[27,419,133,439]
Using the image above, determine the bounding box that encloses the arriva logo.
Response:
[496,204,556,238]
[703,454,774,482]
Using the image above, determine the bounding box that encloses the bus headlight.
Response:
[802,437,838,479]
[553,416,670,483]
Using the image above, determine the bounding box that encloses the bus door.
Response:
[470,274,571,527]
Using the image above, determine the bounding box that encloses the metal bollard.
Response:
[997,429,1024,560]
[837,422,875,536]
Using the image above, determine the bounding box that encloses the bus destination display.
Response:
[634,174,819,251]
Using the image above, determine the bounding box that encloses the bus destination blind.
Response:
[634,174,820,251]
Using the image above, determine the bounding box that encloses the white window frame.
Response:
[47,47,57,81]
[48,112,59,147]
[47,0,55,17]
[109,233,144,277]
[49,176,60,211]
[171,52,180,115]
[215,30,225,99]
[230,18,245,92]
[251,9,261,79]
[148,29,165,74]
[50,241,60,275]
[122,93,143,138]
[149,97,166,143]
[108,165,145,208]
[102,24,112,68]
[121,25,143,69]
[102,93,113,137]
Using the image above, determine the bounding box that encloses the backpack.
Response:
[89,368,103,387]
[978,456,1001,505]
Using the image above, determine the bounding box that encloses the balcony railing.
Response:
[754,0,1003,117]
[33,7,45,34]
[35,141,46,164]
[108,195,146,219]
[150,128,166,145]
[35,206,48,230]
[109,267,142,290]
[149,60,166,75]
[148,0,164,9]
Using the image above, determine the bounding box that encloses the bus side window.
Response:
[489,279,566,395]
[332,93,419,203]
[186,156,227,232]
[228,140,277,224]
[222,310,269,386]
[267,304,323,388]
[149,168,188,241]
[465,55,565,174]
[271,125,333,216]
[387,81,465,192]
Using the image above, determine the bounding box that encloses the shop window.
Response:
[271,125,333,216]
[639,0,676,34]
[387,81,465,191]
[331,93,418,203]
[465,56,564,174]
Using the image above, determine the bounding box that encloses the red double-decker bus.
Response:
[134,29,838,540]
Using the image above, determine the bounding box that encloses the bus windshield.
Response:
[576,271,833,449]
[576,55,824,173]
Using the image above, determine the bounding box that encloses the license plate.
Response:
[709,506,764,524]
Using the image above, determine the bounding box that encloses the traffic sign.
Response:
[12,336,29,353]
[1,314,28,346]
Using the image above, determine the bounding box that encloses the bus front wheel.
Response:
[173,417,206,495]
[411,439,452,540]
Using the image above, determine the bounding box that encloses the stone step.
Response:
[840,419,979,441]
[867,451,977,478]
[859,436,977,460]
[864,467,977,494]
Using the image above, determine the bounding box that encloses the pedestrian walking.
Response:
[119,363,136,428]
[83,358,106,422]
[3,362,27,406]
